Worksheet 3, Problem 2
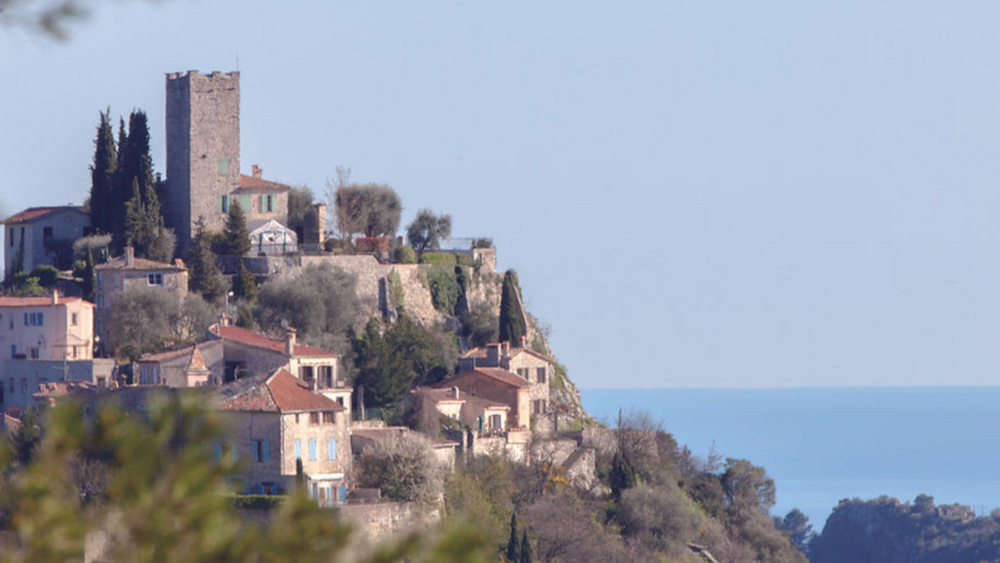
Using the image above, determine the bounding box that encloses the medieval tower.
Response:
[163,70,241,254]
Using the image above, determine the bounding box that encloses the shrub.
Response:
[29,265,59,286]
[355,433,440,503]
[393,245,416,264]
[387,269,405,310]
[230,494,287,510]
[426,266,460,314]
[421,252,456,267]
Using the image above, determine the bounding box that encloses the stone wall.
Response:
[0,359,114,413]
[338,501,440,544]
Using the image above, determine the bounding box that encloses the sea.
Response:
[580,387,1000,530]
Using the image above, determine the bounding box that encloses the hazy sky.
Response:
[2,2,1000,388]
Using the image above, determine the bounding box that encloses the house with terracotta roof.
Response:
[459,341,552,417]
[431,367,532,431]
[205,323,351,413]
[409,386,511,434]
[94,246,188,344]
[134,340,222,387]
[217,368,350,503]
[3,206,92,280]
[0,290,95,362]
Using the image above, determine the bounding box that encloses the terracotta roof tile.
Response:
[435,368,531,389]
[95,254,186,271]
[238,174,290,192]
[209,325,336,357]
[0,296,92,308]
[219,369,341,413]
[3,206,87,224]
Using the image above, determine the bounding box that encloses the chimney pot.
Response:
[453,386,460,399]
[285,328,297,355]
[125,246,134,268]
[252,164,263,179]
[51,289,59,305]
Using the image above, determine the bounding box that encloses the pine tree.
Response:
[185,217,225,303]
[232,261,257,302]
[12,406,41,465]
[221,199,251,256]
[88,108,118,235]
[506,513,520,562]
[518,529,532,563]
[499,269,526,345]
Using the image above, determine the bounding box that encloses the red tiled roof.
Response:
[220,369,341,413]
[0,296,92,308]
[416,386,509,409]
[3,206,87,224]
[209,325,336,357]
[459,348,488,359]
[509,347,553,363]
[95,254,186,271]
[435,368,531,389]
[136,340,219,364]
[238,174,290,192]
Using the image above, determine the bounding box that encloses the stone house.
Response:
[459,341,552,417]
[2,206,92,278]
[409,386,510,434]
[217,368,351,503]
[0,291,95,361]
[431,367,532,431]
[94,247,188,344]
[202,324,352,414]
[1,358,114,415]
[351,427,460,470]
[134,340,222,387]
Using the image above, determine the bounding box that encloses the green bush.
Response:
[30,265,59,286]
[420,251,455,267]
[72,260,87,278]
[426,266,460,314]
[230,494,288,510]
[393,245,416,263]
[388,269,405,310]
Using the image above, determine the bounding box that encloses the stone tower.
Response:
[163,70,241,254]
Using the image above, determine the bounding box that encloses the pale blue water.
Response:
[580,387,1000,529]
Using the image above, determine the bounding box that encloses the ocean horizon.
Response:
[580,386,1000,529]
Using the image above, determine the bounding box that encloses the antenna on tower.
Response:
[236,53,240,72]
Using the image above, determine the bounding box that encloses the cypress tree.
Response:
[185,217,225,303]
[499,269,526,346]
[506,513,520,562]
[88,108,118,235]
[113,110,164,255]
[81,247,96,302]
[232,261,257,302]
[109,117,130,251]
[518,529,532,563]
[610,452,636,501]
[222,199,251,256]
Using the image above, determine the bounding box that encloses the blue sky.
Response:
[2,1,1000,388]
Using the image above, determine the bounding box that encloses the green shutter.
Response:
[217,195,224,211]
[217,158,229,176]
[258,195,264,212]
[241,195,251,212]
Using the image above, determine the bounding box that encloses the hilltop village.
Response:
[0,72,812,562]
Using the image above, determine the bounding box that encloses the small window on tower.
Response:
[217,158,229,176]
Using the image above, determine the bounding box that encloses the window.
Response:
[309,412,319,425]
[219,195,229,212]
[28,348,39,359]
[308,439,317,461]
[294,440,302,460]
[43,226,53,240]
[217,158,229,175]
[252,440,270,462]
[319,365,334,388]
[295,413,300,424]
[327,439,337,460]
[148,273,163,285]
[71,312,78,326]
[322,411,334,424]
[72,346,78,359]
[300,366,315,385]
[537,367,547,384]
[489,414,502,430]
[517,368,529,379]
[266,194,274,212]
[533,400,547,415]
[24,312,43,326]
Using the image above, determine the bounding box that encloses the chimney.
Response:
[486,343,501,366]
[519,335,527,348]
[285,328,297,355]
[51,289,59,305]
[125,246,134,268]
[453,386,460,399]
[252,164,263,179]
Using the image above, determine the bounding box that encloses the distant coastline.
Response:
[581,386,1000,528]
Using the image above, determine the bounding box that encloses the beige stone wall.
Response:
[243,192,289,226]
[223,411,283,488]
[338,501,440,544]
[507,353,551,411]
[0,298,94,361]
[0,358,114,413]
[279,409,351,478]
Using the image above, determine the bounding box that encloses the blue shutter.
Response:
[262,440,270,462]
[252,441,260,462]
[215,443,222,461]
[327,439,337,460]
[23,313,28,325]
[294,440,301,459]
[37,313,42,326]
[308,439,316,461]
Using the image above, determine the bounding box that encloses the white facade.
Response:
[0,292,95,361]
